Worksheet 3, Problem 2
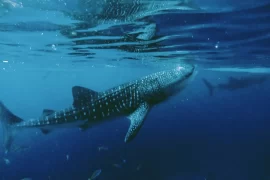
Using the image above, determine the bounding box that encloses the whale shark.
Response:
[0,63,195,153]
[202,75,268,96]
[75,0,199,23]
[64,0,200,41]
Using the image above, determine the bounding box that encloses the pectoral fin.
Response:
[79,122,91,131]
[40,128,52,134]
[125,102,150,143]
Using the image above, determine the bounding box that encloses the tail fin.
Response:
[0,101,23,154]
[202,78,215,96]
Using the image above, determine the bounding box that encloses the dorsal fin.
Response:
[42,109,55,116]
[72,86,99,108]
[78,122,91,131]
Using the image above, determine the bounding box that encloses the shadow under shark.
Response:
[202,75,268,96]
[0,63,195,153]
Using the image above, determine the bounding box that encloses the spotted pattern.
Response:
[92,0,193,22]
[15,64,194,129]
[125,102,150,142]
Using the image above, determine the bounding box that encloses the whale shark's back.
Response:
[79,0,198,21]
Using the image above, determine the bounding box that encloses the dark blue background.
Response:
[1,1,270,180]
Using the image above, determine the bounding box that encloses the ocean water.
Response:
[0,0,270,180]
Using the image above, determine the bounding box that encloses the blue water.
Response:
[0,0,270,180]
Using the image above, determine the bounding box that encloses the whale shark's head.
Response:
[158,63,195,96]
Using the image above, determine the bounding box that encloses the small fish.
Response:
[3,158,10,165]
[98,146,108,151]
[11,145,30,153]
[88,169,101,180]
[42,71,52,80]
[66,154,69,161]
[21,178,32,180]
[113,164,122,168]
[136,164,142,171]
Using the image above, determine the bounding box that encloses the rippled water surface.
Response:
[1,1,269,69]
[0,0,270,180]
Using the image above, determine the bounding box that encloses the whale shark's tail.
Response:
[0,101,23,154]
[202,78,215,96]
